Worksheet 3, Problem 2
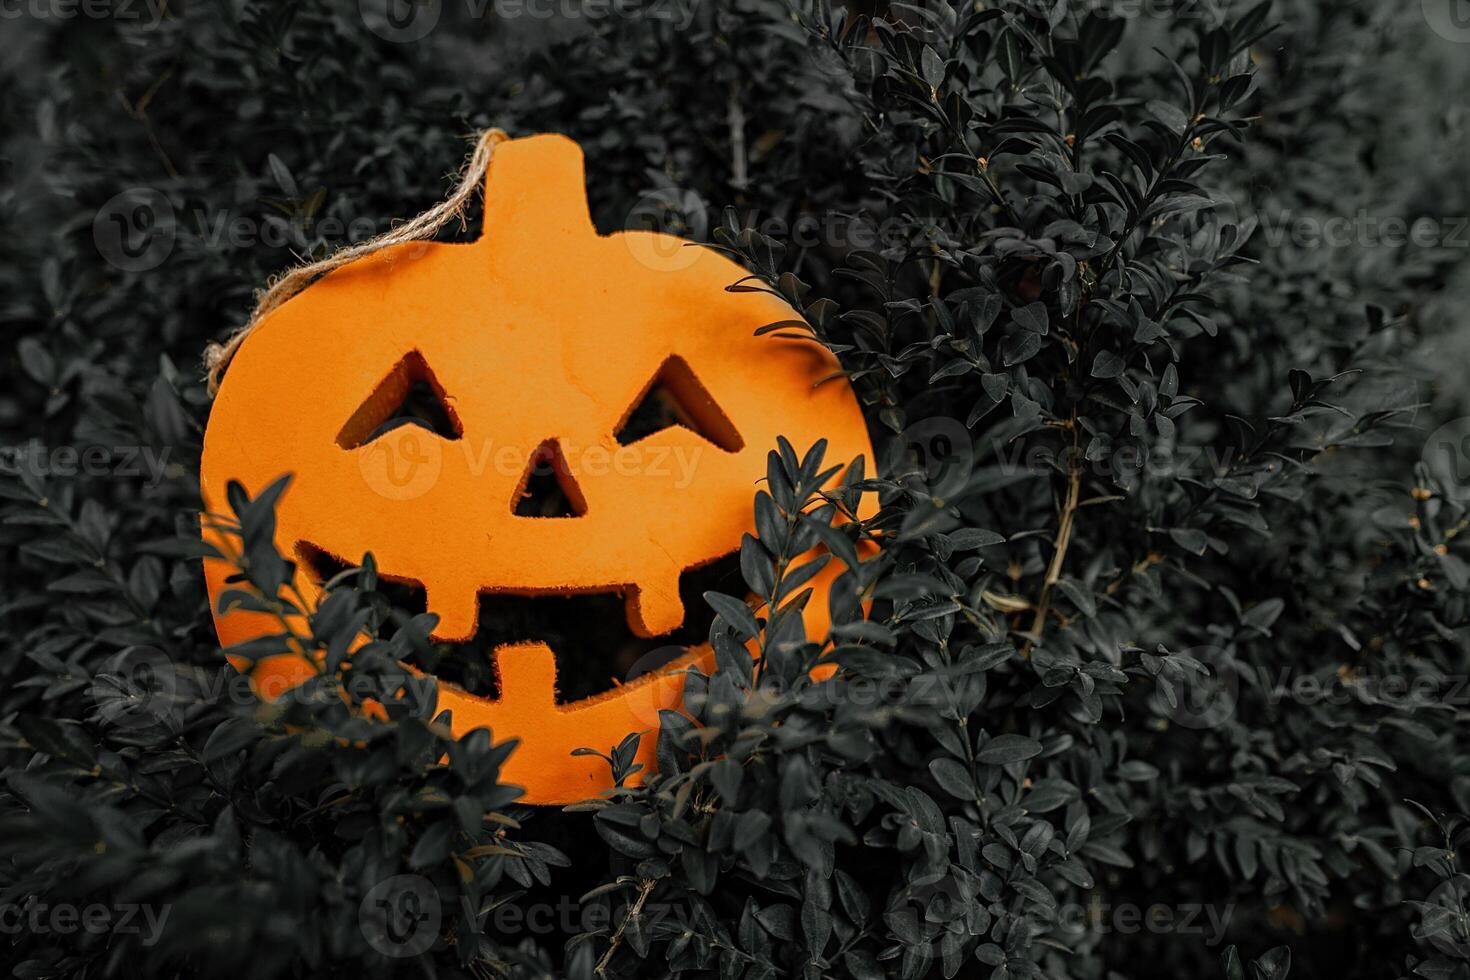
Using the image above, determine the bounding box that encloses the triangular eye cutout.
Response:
[615,355,743,452]
[337,351,462,449]
[514,440,588,518]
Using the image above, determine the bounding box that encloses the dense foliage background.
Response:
[3,0,1470,977]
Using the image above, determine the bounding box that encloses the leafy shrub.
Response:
[1,1,1468,979]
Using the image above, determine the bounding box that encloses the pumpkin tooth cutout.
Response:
[393,550,741,705]
[200,132,878,804]
[627,578,688,637]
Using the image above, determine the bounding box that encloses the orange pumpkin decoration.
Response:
[200,133,874,803]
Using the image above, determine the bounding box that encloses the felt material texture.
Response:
[200,133,875,804]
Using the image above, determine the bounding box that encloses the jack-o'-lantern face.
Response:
[201,134,874,803]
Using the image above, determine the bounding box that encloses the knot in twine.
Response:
[203,128,509,396]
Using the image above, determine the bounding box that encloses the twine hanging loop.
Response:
[203,128,508,395]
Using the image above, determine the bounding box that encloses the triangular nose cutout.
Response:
[615,355,744,452]
[513,440,588,518]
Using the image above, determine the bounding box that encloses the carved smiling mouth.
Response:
[296,543,743,703]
